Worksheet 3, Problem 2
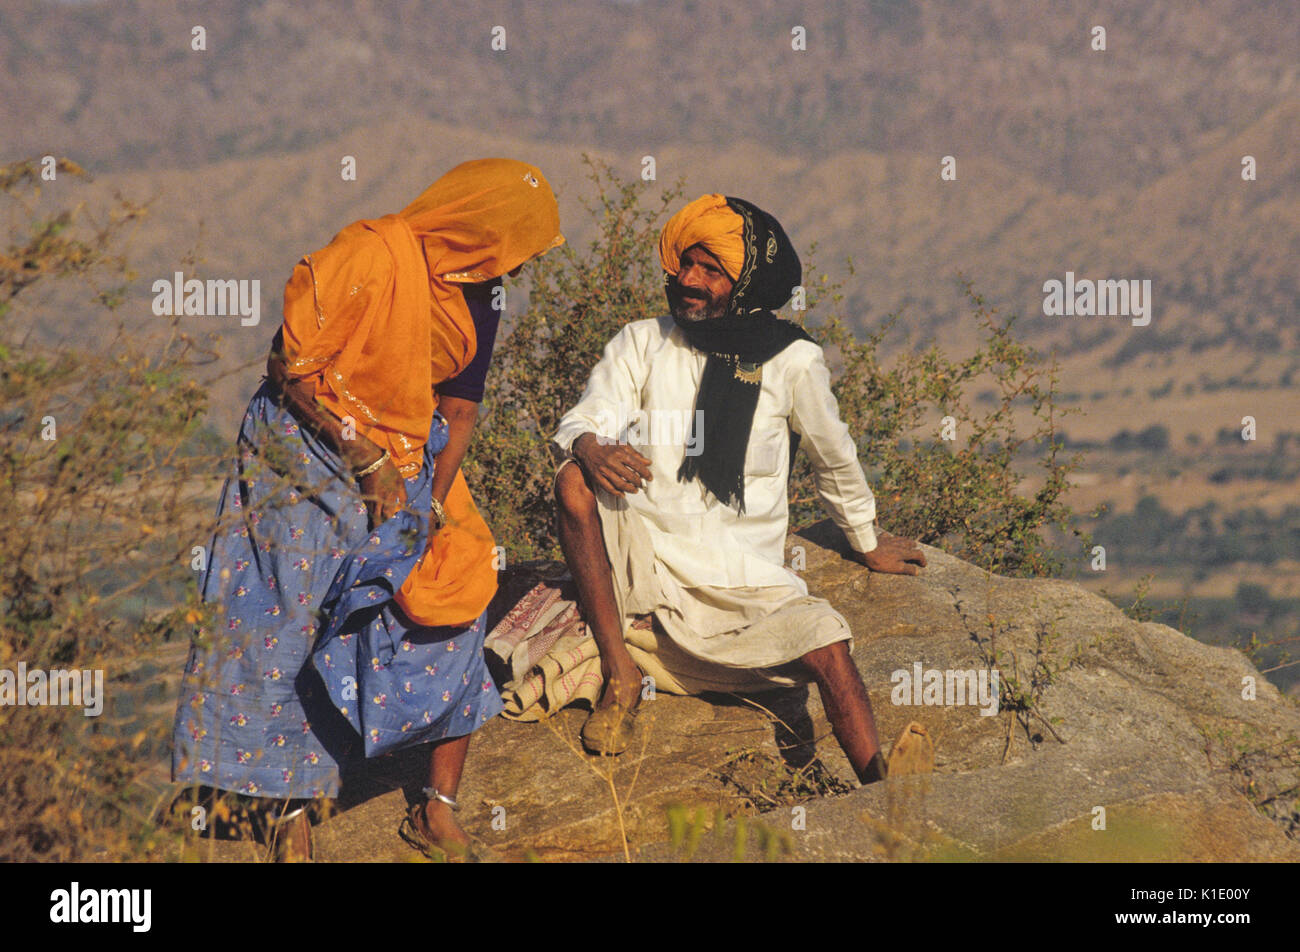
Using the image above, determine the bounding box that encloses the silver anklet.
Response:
[422,786,459,811]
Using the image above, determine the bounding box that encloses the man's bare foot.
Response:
[580,649,645,756]
[886,721,935,777]
[596,657,643,711]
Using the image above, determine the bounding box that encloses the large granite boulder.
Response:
[178,520,1300,861]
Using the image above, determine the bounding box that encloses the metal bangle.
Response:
[422,786,459,811]
[429,496,446,531]
[353,449,389,479]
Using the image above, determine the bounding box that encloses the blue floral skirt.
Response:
[171,383,503,800]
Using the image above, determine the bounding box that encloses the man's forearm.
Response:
[571,431,598,464]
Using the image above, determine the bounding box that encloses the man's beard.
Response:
[666,281,729,323]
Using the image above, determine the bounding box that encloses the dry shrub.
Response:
[0,158,227,860]
[470,159,1087,576]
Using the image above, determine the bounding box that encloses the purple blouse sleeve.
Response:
[436,278,502,403]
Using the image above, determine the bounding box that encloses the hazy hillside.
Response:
[6,0,1296,360]
[6,0,1296,195]
[3,0,1297,678]
[12,105,1297,422]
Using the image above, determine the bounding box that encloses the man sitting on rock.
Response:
[549,194,928,783]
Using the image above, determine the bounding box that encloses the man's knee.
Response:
[800,640,855,680]
[554,461,596,518]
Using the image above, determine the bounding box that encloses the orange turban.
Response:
[658,194,745,280]
[279,158,564,628]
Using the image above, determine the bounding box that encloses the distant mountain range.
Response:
[3,0,1296,429]
[8,0,1296,192]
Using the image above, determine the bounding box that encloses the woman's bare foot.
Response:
[413,798,470,858]
[262,804,312,862]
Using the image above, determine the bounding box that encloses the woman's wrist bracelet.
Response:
[352,449,389,479]
[429,496,446,531]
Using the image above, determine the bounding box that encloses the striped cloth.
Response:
[484,581,664,721]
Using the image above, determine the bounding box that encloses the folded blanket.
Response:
[485,580,692,721]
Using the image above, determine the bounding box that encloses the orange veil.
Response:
[280,158,564,627]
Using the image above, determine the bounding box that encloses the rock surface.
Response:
[181,520,1300,862]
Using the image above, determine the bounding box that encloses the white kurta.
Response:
[552,315,880,683]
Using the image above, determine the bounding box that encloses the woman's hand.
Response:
[267,335,395,494]
[358,459,407,530]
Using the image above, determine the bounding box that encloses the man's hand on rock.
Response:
[573,432,653,497]
[850,530,927,576]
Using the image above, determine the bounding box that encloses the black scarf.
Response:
[674,197,813,512]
